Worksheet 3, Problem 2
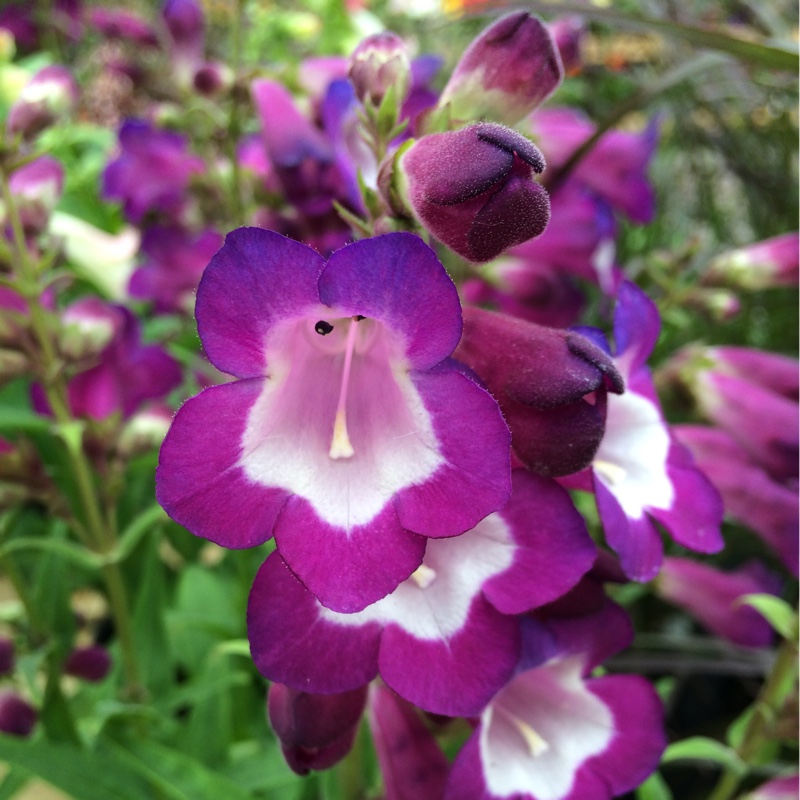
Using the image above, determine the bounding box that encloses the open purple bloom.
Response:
[157,230,511,612]
[248,470,594,716]
[445,603,666,800]
[530,108,658,223]
[129,225,222,313]
[102,120,203,224]
[393,122,551,263]
[586,283,723,580]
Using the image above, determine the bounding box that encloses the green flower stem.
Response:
[0,169,143,699]
[707,637,799,800]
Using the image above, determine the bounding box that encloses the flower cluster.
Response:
[0,2,795,799]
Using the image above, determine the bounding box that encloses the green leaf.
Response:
[222,742,303,793]
[662,736,745,774]
[636,771,673,800]
[0,767,31,800]
[104,504,166,565]
[112,739,253,800]
[736,594,798,640]
[0,739,154,800]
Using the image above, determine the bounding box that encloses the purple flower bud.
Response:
[657,558,780,648]
[750,774,800,800]
[5,155,64,237]
[88,8,159,47]
[59,296,122,360]
[267,683,367,775]
[705,233,799,290]
[0,691,36,737]
[162,0,205,85]
[0,636,14,676]
[548,16,585,75]
[64,645,112,682]
[348,31,411,107]
[439,12,563,126]
[454,306,623,476]
[193,61,233,96]
[7,65,79,140]
[393,122,551,262]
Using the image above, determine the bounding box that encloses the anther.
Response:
[315,320,334,335]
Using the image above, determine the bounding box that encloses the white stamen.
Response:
[328,316,360,460]
[410,563,437,589]
[501,708,550,757]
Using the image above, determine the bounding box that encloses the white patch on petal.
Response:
[480,656,613,800]
[593,388,673,519]
[319,513,515,639]
[239,316,444,529]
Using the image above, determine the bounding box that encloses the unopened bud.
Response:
[7,65,79,140]
[64,645,112,682]
[348,32,411,108]
[0,349,28,383]
[117,405,173,457]
[704,233,799,290]
[59,297,121,361]
[0,691,37,737]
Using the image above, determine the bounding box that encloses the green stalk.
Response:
[707,638,799,800]
[0,169,143,699]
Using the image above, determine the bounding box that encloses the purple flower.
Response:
[0,691,36,737]
[750,774,800,800]
[162,0,205,85]
[657,558,780,648]
[7,65,79,140]
[445,603,666,800]
[247,470,595,716]
[548,16,585,75]
[64,645,112,682]
[438,12,563,126]
[34,298,182,421]
[368,684,449,800]
[391,122,551,263]
[530,108,658,223]
[674,425,798,576]
[348,31,411,107]
[587,283,724,580]
[157,230,511,612]
[454,306,623,478]
[5,155,64,238]
[705,232,799,290]
[87,8,159,47]
[129,225,223,313]
[102,120,203,224]
[268,683,367,775]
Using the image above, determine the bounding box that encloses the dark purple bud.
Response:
[267,683,368,775]
[0,691,36,737]
[348,31,411,107]
[7,65,79,140]
[438,12,563,125]
[0,636,14,676]
[64,645,112,682]
[193,61,233,96]
[454,307,623,476]
[394,123,550,262]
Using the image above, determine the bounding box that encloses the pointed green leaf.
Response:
[737,594,798,641]
[662,736,745,774]
[636,771,673,800]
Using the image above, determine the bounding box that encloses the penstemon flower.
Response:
[157,229,511,612]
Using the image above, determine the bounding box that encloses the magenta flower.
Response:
[368,684,449,800]
[587,283,723,580]
[128,225,223,313]
[162,0,205,85]
[87,8,159,47]
[393,122,551,262]
[33,298,182,421]
[248,470,595,716]
[705,232,799,289]
[445,603,666,800]
[268,683,367,775]
[657,558,780,648]
[454,306,623,478]
[749,774,800,800]
[102,120,203,224]
[674,424,798,576]
[530,108,658,223]
[438,12,563,126]
[157,230,511,612]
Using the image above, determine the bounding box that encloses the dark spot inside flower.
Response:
[315,321,334,335]
[355,315,366,321]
